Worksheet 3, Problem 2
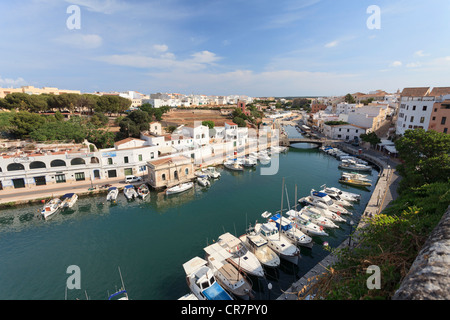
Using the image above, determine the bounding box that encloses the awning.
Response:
[384,145,398,154]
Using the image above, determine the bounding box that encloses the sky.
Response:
[0,0,449,97]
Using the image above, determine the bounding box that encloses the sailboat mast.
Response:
[279,178,284,240]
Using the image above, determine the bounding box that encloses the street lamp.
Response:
[348,220,354,247]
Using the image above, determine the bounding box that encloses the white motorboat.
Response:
[242,157,257,167]
[264,212,313,248]
[302,205,346,223]
[197,177,210,187]
[217,232,264,277]
[165,182,194,195]
[137,184,150,199]
[239,226,280,268]
[182,257,233,301]
[40,198,62,219]
[311,189,352,207]
[124,184,138,200]
[341,172,371,182]
[254,222,300,264]
[299,206,339,229]
[286,210,329,237]
[223,160,244,171]
[195,170,210,179]
[178,293,198,300]
[106,187,119,202]
[60,193,78,209]
[339,161,372,172]
[258,151,271,164]
[299,194,351,215]
[204,243,254,300]
[202,167,220,179]
[319,184,361,202]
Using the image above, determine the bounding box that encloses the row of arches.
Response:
[2,157,100,172]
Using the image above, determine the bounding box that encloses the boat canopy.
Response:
[269,214,292,231]
[108,187,117,191]
[183,257,208,275]
[203,282,233,300]
[124,185,134,189]
[61,193,75,199]
[312,191,328,198]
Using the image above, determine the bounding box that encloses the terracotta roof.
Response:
[225,121,237,126]
[429,87,450,97]
[401,87,430,97]
[148,156,190,167]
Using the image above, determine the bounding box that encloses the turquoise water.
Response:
[0,126,378,300]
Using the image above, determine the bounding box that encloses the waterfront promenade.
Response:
[277,144,401,300]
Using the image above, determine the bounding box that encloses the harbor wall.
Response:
[277,144,394,300]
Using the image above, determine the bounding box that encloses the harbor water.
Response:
[0,126,378,300]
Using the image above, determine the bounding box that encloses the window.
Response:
[150,152,155,159]
[420,117,425,124]
[162,173,166,181]
[444,128,448,133]
[124,156,129,164]
[185,168,189,175]
[55,174,66,183]
[412,105,416,111]
[442,117,447,125]
[432,117,436,121]
[30,161,46,169]
[422,106,427,111]
[138,154,143,161]
[7,163,25,171]
[75,172,85,181]
[108,158,113,165]
[71,158,85,166]
[410,116,414,122]
[51,159,66,167]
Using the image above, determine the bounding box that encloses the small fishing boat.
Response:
[106,187,119,202]
[165,182,194,195]
[286,210,329,237]
[241,157,257,167]
[202,167,220,179]
[108,267,129,300]
[137,184,150,199]
[223,160,244,171]
[124,184,138,200]
[239,226,280,268]
[217,232,264,277]
[40,198,62,219]
[60,193,78,209]
[204,243,254,300]
[182,257,233,301]
[197,177,210,187]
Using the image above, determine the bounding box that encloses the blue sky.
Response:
[0,0,449,97]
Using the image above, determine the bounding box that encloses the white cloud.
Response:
[153,44,169,53]
[97,50,221,71]
[54,34,103,49]
[325,40,339,48]
[414,50,430,57]
[389,61,402,67]
[0,75,27,87]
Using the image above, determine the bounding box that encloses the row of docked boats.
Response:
[223,146,288,171]
[106,183,150,202]
[40,193,78,219]
[179,181,361,300]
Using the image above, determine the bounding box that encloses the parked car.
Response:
[125,175,142,183]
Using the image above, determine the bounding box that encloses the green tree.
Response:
[202,120,215,129]
[233,116,246,127]
[395,129,450,192]
[360,131,381,147]
[344,93,356,104]
[10,111,46,138]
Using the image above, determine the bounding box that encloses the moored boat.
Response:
[182,257,233,300]
[124,185,138,200]
[239,226,280,268]
[137,184,150,199]
[339,175,372,188]
[264,212,313,248]
[40,198,62,219]
[106,187,119,201]
[165,182,194,195]
[60,193,78,209]
[223,160,244,171]
[286,209,329,237]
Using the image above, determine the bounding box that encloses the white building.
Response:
[395,87,450,136]
[324,124,367,142]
